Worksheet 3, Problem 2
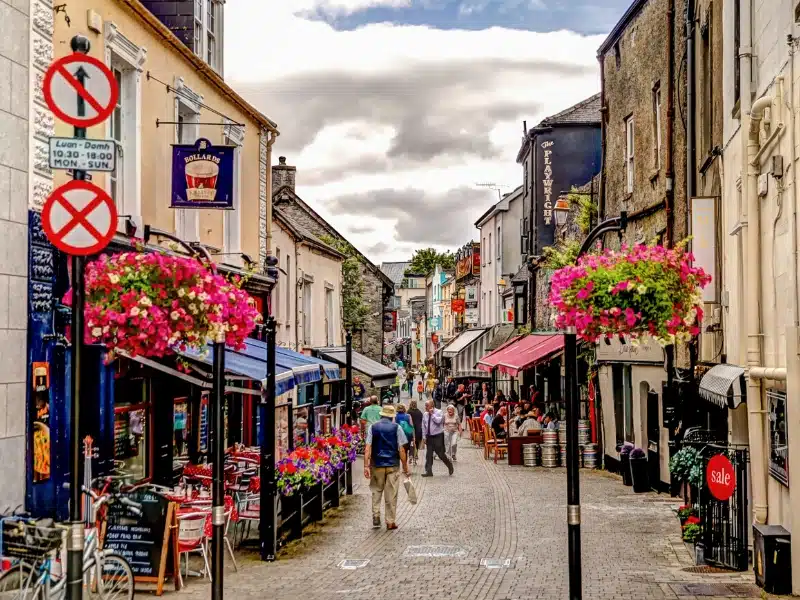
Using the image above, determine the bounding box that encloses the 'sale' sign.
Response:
[706,454,736,501]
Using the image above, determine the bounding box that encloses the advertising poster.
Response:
[171,138,235,209]
[31,362,51,482]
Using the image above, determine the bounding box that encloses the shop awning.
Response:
[442,328,492,378]
[477,334,564,376]
[699,364,746,409]
[313,346,397,388]
[236,339,341,384]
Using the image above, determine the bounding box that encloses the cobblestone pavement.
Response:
[175,440,783,600]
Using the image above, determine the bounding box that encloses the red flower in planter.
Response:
[683,516,701,527]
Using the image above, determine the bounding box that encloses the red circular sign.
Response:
[706,454,736,501]
[43,53,119,128]
[42,180,118,256]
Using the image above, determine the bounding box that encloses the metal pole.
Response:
[66,34,90,600]
[345,331,353,495]
[564,328,581,600]
[211,333,226,600]
[260,317,277,561]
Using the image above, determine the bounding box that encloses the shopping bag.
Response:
[403,476,418,504]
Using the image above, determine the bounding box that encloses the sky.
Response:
[225,0,631,264]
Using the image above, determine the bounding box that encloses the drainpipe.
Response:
[684,0,695,246]
[665,0,678,247]
[741,0,768,522]
[598,56,607,221]
[295,246,301,351]
[265,131,278,255]
[791,37,800,328]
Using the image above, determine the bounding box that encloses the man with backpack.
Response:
[364,405,410,530]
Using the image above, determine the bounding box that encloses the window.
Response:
[614,41,621,68]
[612,364,634,444]
[733,0,741,109]
[624,116,635,194]
[175,99,200,241]
[109,67,123,206]
[768,389,788,486]
[193,0,221,72]
[285,255,291,327]
[701,17,713,152]
[273,248,281,321]
[482,237,486,266]
[114,377,150,481]
[488,232,492,263]
[223,122,244,258]
[105,23,145,228]
[302,281,312,346]
[523,163,529,197]
[488,290,492,324]
[652,84,662,169]
[325,287,334,345]
[496,225,501,264]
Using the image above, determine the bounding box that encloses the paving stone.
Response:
[172,438,783,600]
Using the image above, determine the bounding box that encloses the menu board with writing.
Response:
[102,489,179,595]
[114,416,130,458]
[199,395,209,453]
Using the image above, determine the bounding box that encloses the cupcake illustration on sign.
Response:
[172,138,235,209]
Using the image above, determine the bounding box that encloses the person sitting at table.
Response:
[294,410,309,445]
[543,412,559,430]
[509,405,524,436]
[482,406,494,427]
[519,412,542,436]
[492,406,508,440]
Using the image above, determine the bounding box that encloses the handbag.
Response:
[403,476,418,504]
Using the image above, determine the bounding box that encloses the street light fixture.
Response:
[553,195,570,227]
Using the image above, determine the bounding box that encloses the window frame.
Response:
[624,115,635,194]
[223,120,244,261]
[652,84,662,169]
[173,78,203,242]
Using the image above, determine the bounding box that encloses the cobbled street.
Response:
[177,438,778,600]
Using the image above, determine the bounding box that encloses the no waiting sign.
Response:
[43,53,118,128]
[42,180,118,256]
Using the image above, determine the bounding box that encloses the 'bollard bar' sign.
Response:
[49,137,116,172]
[171,137,235,209]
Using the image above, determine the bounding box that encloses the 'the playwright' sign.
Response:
[171,138,235,209]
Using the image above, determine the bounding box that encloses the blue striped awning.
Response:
[243,339,341,384]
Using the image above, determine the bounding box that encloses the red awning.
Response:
[477,334,564,376]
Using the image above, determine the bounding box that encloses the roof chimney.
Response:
[273,156,296,191]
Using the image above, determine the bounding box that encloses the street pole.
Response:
[345,331,353,495]
[563,211,627,600]
[260,317,277,561]
[67,34,90,600]
[211,332,226,600]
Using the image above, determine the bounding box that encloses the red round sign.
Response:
[43,53,119,128]
[706,454,736,501]
[42,180,118,256]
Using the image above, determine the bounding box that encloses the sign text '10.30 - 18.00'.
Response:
[48,137,116,172]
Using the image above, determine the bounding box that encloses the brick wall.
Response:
[0,0,30,509]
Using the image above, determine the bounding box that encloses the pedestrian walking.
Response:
[363,405,410,530]
[443,404,462,461]
[408,400,424,465]
[416,379,425,402]
[395,403,415,459]
[359,396,382,429]
[421,400,454,477]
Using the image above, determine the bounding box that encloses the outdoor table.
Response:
[507,432,544,466]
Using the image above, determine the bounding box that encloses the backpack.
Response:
[399,419,414,439]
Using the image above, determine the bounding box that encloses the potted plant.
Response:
[549,243,711,344]
[629,447,650,493]
[618,442,634,486]
[682,519,702,544]
[669,446,703,502]
[676,504,698,526]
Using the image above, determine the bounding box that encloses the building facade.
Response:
[0,0,31,511]
[273,158,393,365]
[475,186,524,327]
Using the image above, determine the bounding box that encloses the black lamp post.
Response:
[561,211,627,600]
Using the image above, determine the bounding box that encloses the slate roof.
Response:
[536,93,602,128]
[380,262,411,286]
[273,207,344,259]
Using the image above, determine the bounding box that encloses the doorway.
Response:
[646,387,660,491]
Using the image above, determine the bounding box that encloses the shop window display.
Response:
[114,378,150,481]
[767,389,788,486]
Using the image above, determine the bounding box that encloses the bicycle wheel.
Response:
[85,554,133,600]
[0,564,42,600]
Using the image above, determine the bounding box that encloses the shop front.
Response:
[596,336,670,488]
[441,327,492,381]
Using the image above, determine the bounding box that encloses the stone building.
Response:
[0,0,31,511]
[595,0,687,487]
[272,158,393,366]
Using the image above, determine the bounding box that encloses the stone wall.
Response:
[600,0,687,248]
[0,0,31,509]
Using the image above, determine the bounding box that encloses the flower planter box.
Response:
[620,453,633,486]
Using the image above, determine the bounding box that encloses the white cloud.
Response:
[297,0,411,17]
[225,1,603,263]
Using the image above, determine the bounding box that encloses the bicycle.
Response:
[0,488,141,600]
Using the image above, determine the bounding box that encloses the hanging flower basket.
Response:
[72,251,261,359]
[549,244,711,345]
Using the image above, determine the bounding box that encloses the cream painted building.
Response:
[271,210,344,353]
[49,0,278,268]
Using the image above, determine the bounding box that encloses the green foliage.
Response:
[677,505,698,520]
[669,447,704,488]
[319,235,370,331]
[542,240,581,270]
[682,523,701,543]
[568,188,597,234]
[517,324,532,335]
[405,248,455,275]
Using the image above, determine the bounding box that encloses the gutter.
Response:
[685,0,696,247]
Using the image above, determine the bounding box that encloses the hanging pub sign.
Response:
[471,244,481,276]
[171,138,235,209]
[451,299,465,314]
[383,311,396,333]
[465,285,478,305]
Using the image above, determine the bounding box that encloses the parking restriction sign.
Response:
[41,180,117,256]
[43,53,118,128]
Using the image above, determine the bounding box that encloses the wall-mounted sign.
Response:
[465,308,479,325]
[383,311,396,333]
[472,246,481,276]
[171,138,235,209]
[455,242,481,280]
[451,299,465,314]
[706,454,736,501]
[31,362,51,483]
[595,335,664,363]
[465,286,478,304]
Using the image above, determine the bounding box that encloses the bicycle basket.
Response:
[1,518,64,560]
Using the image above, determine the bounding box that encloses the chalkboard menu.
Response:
[199,396,209,453]
[103,489,179,595]
[114,416,130,458]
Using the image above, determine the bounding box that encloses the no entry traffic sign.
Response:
[706,454,736,502]
[42,180,117,255]
[43,53,118,128]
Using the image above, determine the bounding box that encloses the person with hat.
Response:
[364,404,410,530]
